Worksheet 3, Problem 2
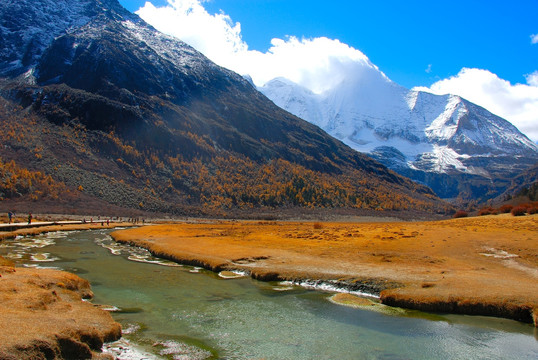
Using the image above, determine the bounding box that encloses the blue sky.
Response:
[118,0,538,141]
[119,0,537,88]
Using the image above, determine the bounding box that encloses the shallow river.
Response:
[1,229,537,359]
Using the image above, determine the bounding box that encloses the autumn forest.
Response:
[0,93,447,217]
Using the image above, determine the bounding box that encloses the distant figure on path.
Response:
[8,211,13,224]
[28,212,32,224]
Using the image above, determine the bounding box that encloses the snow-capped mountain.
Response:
[0,0,446,214]
[259,64,538,200]
[0,0,136,78]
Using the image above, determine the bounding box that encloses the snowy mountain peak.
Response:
[0,0,137,78]
[259,73,538,200]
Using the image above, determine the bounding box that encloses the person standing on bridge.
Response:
[8,211,13,224]
[27,212,32,224]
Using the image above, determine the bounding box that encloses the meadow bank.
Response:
[0,214,536,358]
[0,221,134,359]
[111,214,538,326]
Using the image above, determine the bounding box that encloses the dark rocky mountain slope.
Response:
[494,163,538,204]
[0,0,448,216]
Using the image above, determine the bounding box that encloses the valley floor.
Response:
[0,214,537,358]
[111,214,538,326]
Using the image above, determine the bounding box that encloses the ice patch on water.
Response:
[156,340,212,360]
[103,337,212,360]
[103,338,159,360]
[30,253,59,262]
[271,281,295,291]
[14,238,56,248]
[292,280,380,299]
[272,286,294,291]
[23,263,60,270]
[99,305,122,312]
[94,235,124,255]
[101,243,124,255]
[44,231,71,239]
[127,254,183,267]
[122,323,142,335]
[95,235,184,268]
[218,270,247,279]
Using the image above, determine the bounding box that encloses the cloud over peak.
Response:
[136,0,377,94]
[136,0,538,142]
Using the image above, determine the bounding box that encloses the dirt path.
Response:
[111,214,538,326]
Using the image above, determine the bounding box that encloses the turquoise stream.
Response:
[1,229,537,359]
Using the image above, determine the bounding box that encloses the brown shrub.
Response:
[453,210,468,218]
[511,206,527,216]
[528,207,537,215]
[478,207,497,216]
[499,204,514,213]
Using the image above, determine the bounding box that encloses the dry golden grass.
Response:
[0,222,129,359]
[112,214,538,325]
[0,263,121,359]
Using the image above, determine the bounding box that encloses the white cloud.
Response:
[526,70,538,87]
[136,1,538,142]
[136,0,376,94]
[413,68,538,142]
[136,0,247,60]
[531,34,538,44]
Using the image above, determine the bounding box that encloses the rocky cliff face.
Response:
[0,0,447,215]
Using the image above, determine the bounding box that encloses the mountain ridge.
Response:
[259,69,538,202]
[0,0,447,216]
